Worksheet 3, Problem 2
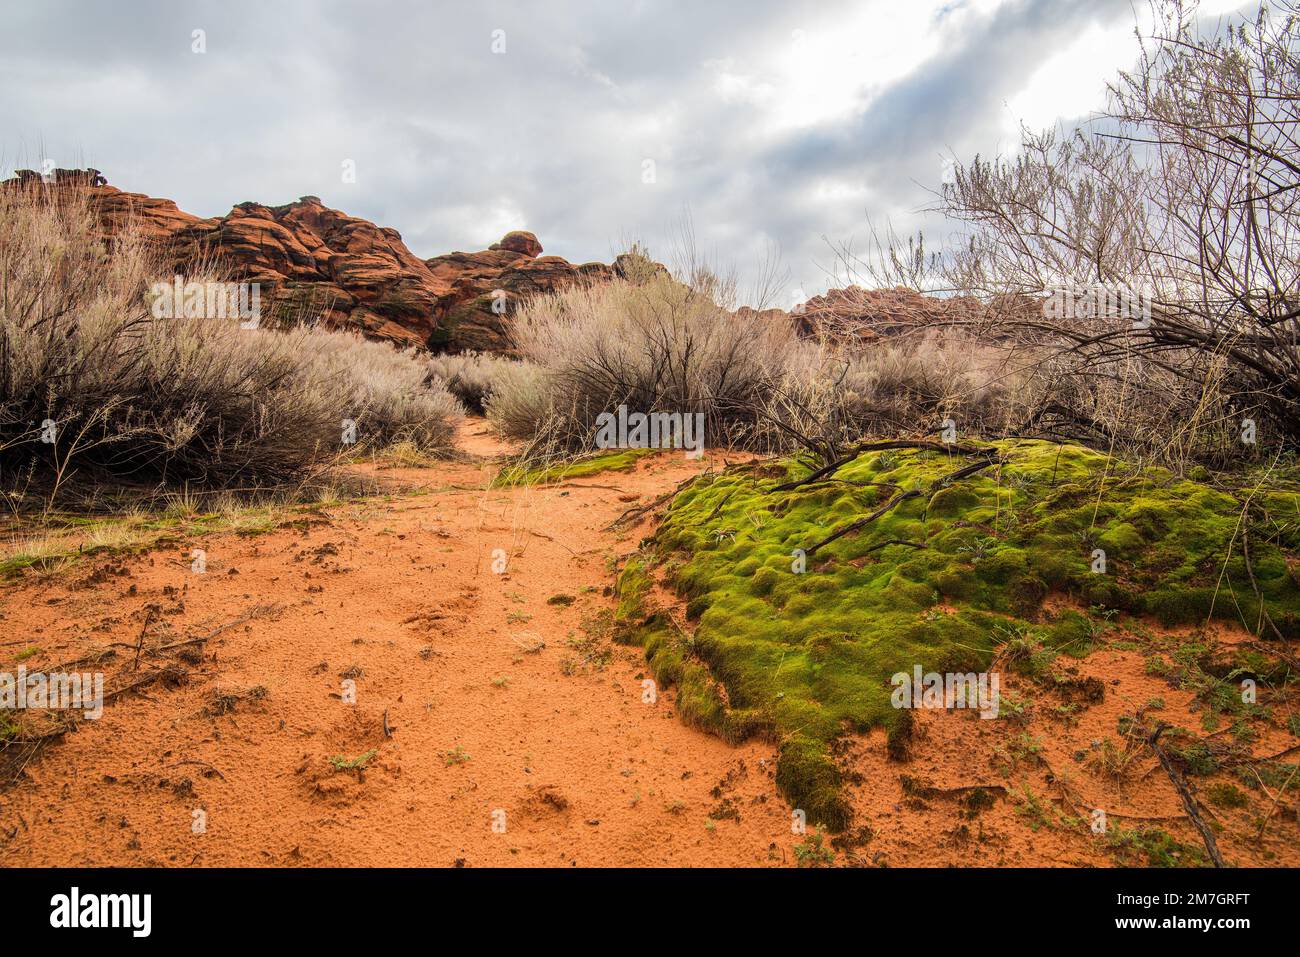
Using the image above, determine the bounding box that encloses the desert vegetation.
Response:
[509,0,1300,855]
[0,187,462,508]
[2,0,1299,876]
[615,440,1300,830]
[424,350,524,414]
[489,269,1035,466]
[854,0,1300,467]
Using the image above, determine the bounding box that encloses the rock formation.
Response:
[1,168,622,353]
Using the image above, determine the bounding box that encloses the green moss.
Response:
[1206,782,1249,809]
[1045,609,1096,657]
[1107,826,1208,867]
[776,735,852,832]
[614,439,1300,830]
[492,448,656,487]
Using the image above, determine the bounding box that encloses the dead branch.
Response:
[772,440,989,492]
[1146,721,1227,868]
[804,454,999,556]
[156,603,284,652]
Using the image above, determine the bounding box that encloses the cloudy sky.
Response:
[0,0,1256,304]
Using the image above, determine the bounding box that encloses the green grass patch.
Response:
[492,448,657,487]
[329,749,377,771]
[1106,825,1208,867]
[614,439,1300,831]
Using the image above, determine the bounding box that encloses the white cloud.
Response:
[1003,21,1139,133]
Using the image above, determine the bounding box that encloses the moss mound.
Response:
[492,447,656,487]
[615,440,1300,829]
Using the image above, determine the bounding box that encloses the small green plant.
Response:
[1093,737,1141,780]
[996,624,1054,677]
[443,745,471,766]
[1106,826,1207,867]
[998,690,1032,721]
[329,749,377,772]
[0,713,22,742]
[1010,733,1044,764]
[1013,783,1054,831]
[794,830,835,867]
[956,535,999,559]
[1206,782,1249,809]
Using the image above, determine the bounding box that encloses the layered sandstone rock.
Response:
[1,168,622,353]
[424,245,614,353]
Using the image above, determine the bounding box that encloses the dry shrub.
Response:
[309,330,463,452]
[0,187,461,496]
[760,333,1036,458]
[917,1,1300,464]
[425,350,524,413]
[494,271,792,453]
[491,265,1048,460]
[484,361,558,442]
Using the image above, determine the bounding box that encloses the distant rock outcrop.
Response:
[1,168,629,354]
[5,169,1002,353]
[791,285,1026,340]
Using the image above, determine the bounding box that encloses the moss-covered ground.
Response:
[492,447,657,487]
[615,439,1300,830]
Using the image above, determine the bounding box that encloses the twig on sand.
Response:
[605,475,699,530]
[133,607,155,671]
[910,782,1009,796]
[1256,741,1300,763]
[103,664,187,703]
[44,648,117,673]
[157,603,284,652]
[1040,749,1190,824]
[1256,762,1299,841]
[166,759,226,781]
[1145,721,1226,868]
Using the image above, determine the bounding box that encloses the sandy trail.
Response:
[0,422,796,866]
[2,420,1297,868]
